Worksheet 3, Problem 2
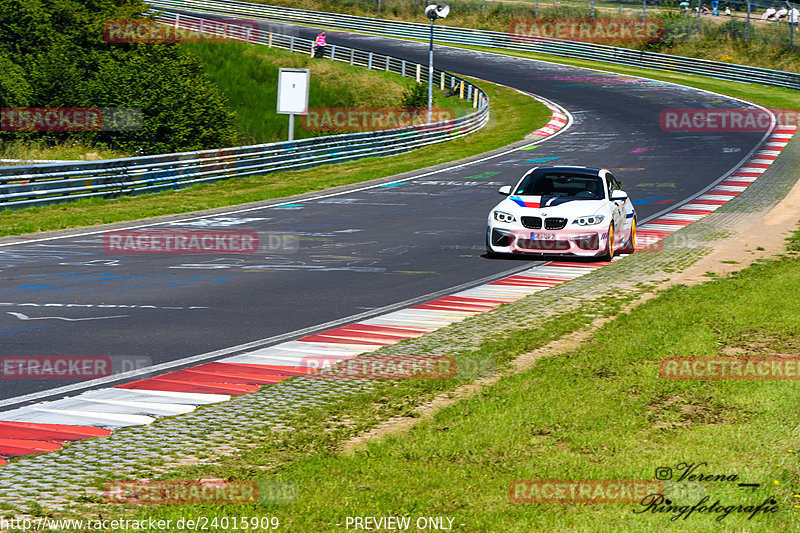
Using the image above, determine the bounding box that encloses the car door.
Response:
[606,173,626,233]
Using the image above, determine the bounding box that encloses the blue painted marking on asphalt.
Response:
[378,182,407,188]
[632,197,670,205]
[0,324,52,337]
[0,272,236,295]
[526,156,562,163]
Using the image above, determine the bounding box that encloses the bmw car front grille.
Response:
[520,216,542,229]
[544,217,568,230]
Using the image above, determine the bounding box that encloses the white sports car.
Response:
[487,166,636,260]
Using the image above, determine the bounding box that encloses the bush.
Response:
[401,82,428,108]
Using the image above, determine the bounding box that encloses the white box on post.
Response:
[277,68,310,141]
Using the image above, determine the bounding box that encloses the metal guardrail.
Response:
[149,0,800,91]
[0,12,488,209]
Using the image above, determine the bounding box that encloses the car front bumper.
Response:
[487,226,610,256]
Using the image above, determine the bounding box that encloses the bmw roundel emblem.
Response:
[542,213,547,216]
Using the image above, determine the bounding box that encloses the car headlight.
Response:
[493,210,516,223]
[574,215,605,226]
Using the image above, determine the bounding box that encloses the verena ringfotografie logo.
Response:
[661,357,800,380]
[103,19,258,43]
[509,479,663,503]
[1,108,142,131]
[1,355,151,380]
[510,18,663,43]
[302,354,456,379]
[103,230,299,254]
[301,108,455,132]
[660,108,800,132]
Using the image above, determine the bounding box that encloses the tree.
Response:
[0,0,238,154]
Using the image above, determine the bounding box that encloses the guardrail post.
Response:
[368,52,373,69]
[350,48,355,65]
[440,72,445,90]
[459,81,464,98]
[174,14,180,28]
[473,89,479,108]
[330,44,336,60]
[416,64,421,82]
[385,56,390,71]
[268,32,273,47]
[245,28,251,44]
[289,36,294,53]
[401,60,406,77]
[468,85,473,100]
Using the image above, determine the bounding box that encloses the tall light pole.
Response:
[746,0,751,41]
[425,2,450,124]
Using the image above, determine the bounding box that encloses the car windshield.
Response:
[515,173,605,200]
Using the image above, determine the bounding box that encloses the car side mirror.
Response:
[610,190,628,201]
[498,185,511,196]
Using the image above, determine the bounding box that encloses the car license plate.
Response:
[531,233,555,240]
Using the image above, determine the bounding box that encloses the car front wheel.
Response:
[619,217,636,254]
[600,223,615,261]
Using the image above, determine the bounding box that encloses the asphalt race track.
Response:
[0,14,768,407]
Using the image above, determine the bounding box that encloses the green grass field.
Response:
[106,227,800,533]
[181,41,474,145]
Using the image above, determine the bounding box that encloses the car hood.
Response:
[497,195,606,215]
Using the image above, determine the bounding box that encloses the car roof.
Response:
[522,167,617,185]
[527,166,607,178]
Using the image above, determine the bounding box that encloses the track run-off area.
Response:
[0,5,795,491]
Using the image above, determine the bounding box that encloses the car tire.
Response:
[619,217,636,254]
[600,223,615,261]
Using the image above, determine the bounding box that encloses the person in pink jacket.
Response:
[314,31,327,58]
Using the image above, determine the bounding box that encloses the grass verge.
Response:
[0,79,549,237]
[0,140,128,165]
[100,225,800,532]
[182,41,475,145]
